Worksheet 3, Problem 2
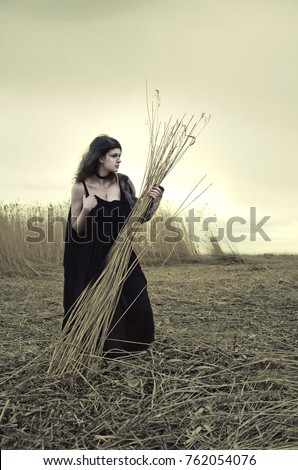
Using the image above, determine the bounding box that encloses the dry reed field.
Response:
[1,252,298,450]
[0,103,297,448]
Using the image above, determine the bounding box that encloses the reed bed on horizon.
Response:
[48,99,212,375]
[0,200,68,277]
[0,200,225,278]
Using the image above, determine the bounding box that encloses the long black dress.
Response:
[62,180,154,353]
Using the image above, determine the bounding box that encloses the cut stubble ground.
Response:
[0,255,298,449]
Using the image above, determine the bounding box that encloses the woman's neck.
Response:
[96,171,110,179]
[94,171,117,186]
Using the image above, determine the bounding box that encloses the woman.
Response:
[63,135,164,356]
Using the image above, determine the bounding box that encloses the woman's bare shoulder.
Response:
[71,181,85,198]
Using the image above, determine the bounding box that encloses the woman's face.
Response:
[100,148,121,173]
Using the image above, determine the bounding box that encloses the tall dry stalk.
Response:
[48,94,210,375]
[0,201,68,277]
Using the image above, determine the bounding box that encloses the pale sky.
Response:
[1,0,297,254]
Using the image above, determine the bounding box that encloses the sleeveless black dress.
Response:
[62,181,154,353]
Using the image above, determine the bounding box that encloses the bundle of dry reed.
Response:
[48,94,210,376]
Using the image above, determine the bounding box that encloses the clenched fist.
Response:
[148,186,162,199]
[82,194,98,212]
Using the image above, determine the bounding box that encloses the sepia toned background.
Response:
[1,0,297,254]
[1,2,298,452]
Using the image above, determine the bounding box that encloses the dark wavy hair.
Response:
[74,135,122,183]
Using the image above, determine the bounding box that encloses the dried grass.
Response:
[1,256,298,450]
[0,201,68,277]
[0,199,224,278]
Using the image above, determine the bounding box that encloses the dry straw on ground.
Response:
[48,95,211,375]
[1,256,298,449]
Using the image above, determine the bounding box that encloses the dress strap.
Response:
[82,181,89,197]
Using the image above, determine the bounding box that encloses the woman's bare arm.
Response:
[70,183,97,235]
